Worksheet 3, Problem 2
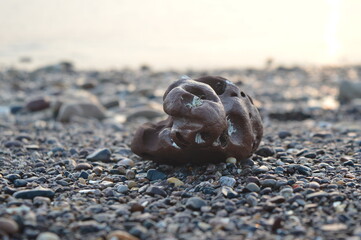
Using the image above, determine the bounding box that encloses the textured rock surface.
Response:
[131,76,263,164]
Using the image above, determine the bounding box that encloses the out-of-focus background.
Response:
[1,0,360,70]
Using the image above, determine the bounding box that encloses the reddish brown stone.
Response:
[131,76,263,165]
[26,97,50,111]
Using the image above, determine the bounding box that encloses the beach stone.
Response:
[268,196,285,204]
[14,179,27,187]
[306,191,329,200]
[255,147,275,157]
[338,80,361,103]
[93,166,103,176]
[126,170,135,179]
[5,174,21,182]
[280,188,293,198]
[126,107,164,121]
[13,188,55,199]
[118,158,135,167]
[36,232,60,240]
[167,177,184,187]
[26,97,51,112]
[219,176,236,187]
[116,184,129,193]
[146,186,167,197]
[0,217,19,234]
[86,148,111,162]
[186,197,207,210]
[146,169,167,181]
[321,223,347,232]
[253,165,269,174]
[226,157,237,164]
[260,179,277,188]
[130,203,144,212]
[308,181,320,189]
[245,182,260,192]
[221,186,238,198]
[4,140,23,148]
[75,163,92,171]
[278,131,292,139]
[106,230,139,240]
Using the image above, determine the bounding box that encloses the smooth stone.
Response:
[146,186,167,197]
[106,230,139,240]
[245,182,260,192]
[36,232,60,240]
[255,147,275,157]
[118,158,135,167]
[0,217,19,234]
[126,170,136,179]
[126,108,164,121]
[26,97,51,112]
[79,171,89,179]
[14,179,28,187]
[308,181,320,189]
[280,188,293,198]
[167,177,184,187]
[304,152,317,159]
[306,191,329,200]
[278,131,292,139]
[186,197,207,210]
[130,203,145,212]
[219,176,236,187]
[260,179,277,188]
[226,157,237,164]
[297,165,312,176]
[5,174,21,182]
[268,196,286,204]
[116,184,129,193]
[86,148,111,162]
[4,140,23,148]
[221,186,238,198]
[146,169,167,181]
[75,163,92,171]
[93,166,103,176]
[253,165,269,174]
[13,188,55,199]
[321,223,347,232]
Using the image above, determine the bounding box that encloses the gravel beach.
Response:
[0,63,360,240]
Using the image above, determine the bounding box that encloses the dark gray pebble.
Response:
[13,188,55,199]
[146,186,167,197]
[86,148,111,162]
[221,186,238,198]
[255,147,275,157]
[146,169,167,181]
[186,197,207,210]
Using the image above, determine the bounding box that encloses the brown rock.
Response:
[75,163,93,171]
[0,217,19,234]
[106,230,139,240]
[131,76,263,165]
[26,96,51,112]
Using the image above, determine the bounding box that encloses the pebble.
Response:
[260,179,277,188]
[306,191,329,200]
[106,230,139,240]
[186,197,207,210]
[221,186,238,198]
[167,177,184,187]
[0,217,19,234]
[26,97,51,112]
[280,188,293,198]
[86,148,111,162]
[278,131,292,139]
[93,166,103,176]
[36,232,60,240]
[321,223,347,232]
[308,181,320,189]
[14,179,28,187]
[116,184,129,193]
[253,165,269,174]
[245,182,260,192]
[225,157,237,164]
[13,188,55,199]
[126,170,136,179]
[255,146,275,157]
[146,169,167,181]
[4,140,23,148]
[75,163,92,171]
[219,176,236,187]
[268,196,285,204]
[118,158,135,167]
[146,186,167,197]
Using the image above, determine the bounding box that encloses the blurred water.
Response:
[0,0,361,70]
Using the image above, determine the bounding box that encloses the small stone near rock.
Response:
[146,186,167,197]
[106,230,139,240]
[26,97,51,112]
[118,158,135,167]
[186,197,207,210]
[0,217,19,234]
[219,176,236,187]
[146,169,167,181]
[13,188,55,199]
[221,186,238,198]
[75,163,92,171]
[278,131,292,139]
[86,148,111,162]
[167,177,184,187]
[226,157,237,164]
[268,196,285,204]
[36,232,60,240]
[4,140,23,148]
[255,147,275,157]
[245,182,260,192]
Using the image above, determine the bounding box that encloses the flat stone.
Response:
[268,195,285,204]
[253,165,269,174]
[321,223,347,232]
[26,97,51,112]
[146,169,167,181]
[0,217,19,234]
[118,158,135,167]
[4,140,23,148]
[219,176,236,187]
[36,232,60,240]
[116,184,129,193]
[14,179,28,187]
[278,131,292,139]
[13,188,55,199]
[86,148,111,162]
[226,157,237,164]
[186,197,207,210]
[260,179,277,188]
[306,191,329,200]
[245,182,260,192]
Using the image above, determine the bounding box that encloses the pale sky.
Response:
[0,0,360,70]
